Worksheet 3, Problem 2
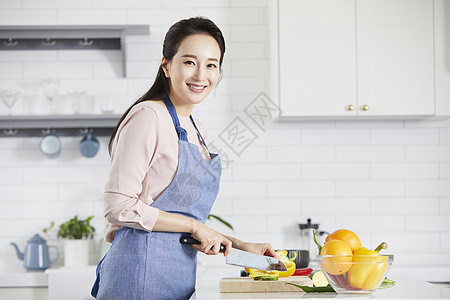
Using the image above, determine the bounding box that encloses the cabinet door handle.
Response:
[345,105,354,111]
[360,105,369,111]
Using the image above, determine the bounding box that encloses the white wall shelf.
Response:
[0,114,121,137]
[0,25,150,77]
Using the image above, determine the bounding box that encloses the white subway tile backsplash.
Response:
[268,146,335,163]
[218,180,266,198]
[336,181,403,197]
[24,62,93,78]
[268,181,335,198]
[371,198,439,214]
[371,128,439,145]
[0,0,21,9]
[126,60,160,78]
[197,8,265,25]
[303,129,370,145]
[302,198,371,215]
[58,9,127,25]
[161,0,228,8]
[336,215,405,232]
[232,198,301,216]
[0,167,23,183]
[58,184,103,201]
[230,59,269,77]
[302,163,369,180]
[405,215,450,232]
[230,25,268,42]
[371,163,439,179]
[267,215,303,234]
[0,50,57,62]
[23,200,94,219]
[440,198,450,214]
[0,149,58,167]
[440,128,450,144]
[23,0,91,9]
[94,61,122,78]
[232,163,300,180]
[442,233,450,249]
[405,118,450,128]
[0,184,58,201]
[337,146,404,162]
[405,180,450,197]
[335,120,403,128]
[220,77,266,94]
[255,128,302,146]
[127,8,196,26]
[93,0,162,9]
[371,232,440,250]
[224,216,269,233]
[0,202,23,219]
[1,0,450,267]
[226,43,265,59]
[24,166,94,184]
[405,146,450,162]
[0,10,57,25]
[0,62,23,79]
[127,44,162,61]
[58,50,121,62]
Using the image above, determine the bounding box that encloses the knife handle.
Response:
[179,236,226,253]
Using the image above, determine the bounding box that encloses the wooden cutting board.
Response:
[219,276,313,293]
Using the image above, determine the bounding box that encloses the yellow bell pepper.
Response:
[248,269,279,280]
[245,250,297,278]
[275,250,297,277]
[348,242,388,290]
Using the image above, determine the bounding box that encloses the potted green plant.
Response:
[44,215,95,266]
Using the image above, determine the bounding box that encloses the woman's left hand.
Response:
[243,242,277,258]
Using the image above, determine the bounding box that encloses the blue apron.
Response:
[91,95,222,300]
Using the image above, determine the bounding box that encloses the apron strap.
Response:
[190,115,208,150]
[163,95,188,142]
[163,95,208,150]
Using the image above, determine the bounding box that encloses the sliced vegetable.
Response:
[378,278,395,289]
[310,270,328,287]
[275,250,297,277]
[293,268,313,277]
[248,269,279,281]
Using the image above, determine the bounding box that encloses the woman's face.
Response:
[162,33,221,115]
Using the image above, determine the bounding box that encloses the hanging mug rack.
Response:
[0,114,119,138]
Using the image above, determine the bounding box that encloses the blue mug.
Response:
[79,131,99,158]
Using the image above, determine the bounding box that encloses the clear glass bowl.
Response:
[317,254,394,294]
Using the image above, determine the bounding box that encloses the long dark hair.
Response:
[108,17,226,154]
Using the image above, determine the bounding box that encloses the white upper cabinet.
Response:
[435,0,450,116]
[278,0,357,117]
[357,0,434,116]
[275,0,436,118]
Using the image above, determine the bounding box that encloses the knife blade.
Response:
[179,236,287,271]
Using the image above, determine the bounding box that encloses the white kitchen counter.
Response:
[192,269,450,300]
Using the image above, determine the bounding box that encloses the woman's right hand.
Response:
[191,221,232,256]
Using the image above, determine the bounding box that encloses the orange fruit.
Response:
[320,239,353,275]
[325,229,361,253]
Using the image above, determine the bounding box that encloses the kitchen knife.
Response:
[179,236,287,272]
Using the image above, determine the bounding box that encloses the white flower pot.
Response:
[64,239,90,266]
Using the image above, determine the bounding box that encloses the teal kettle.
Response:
[10,234,59,271]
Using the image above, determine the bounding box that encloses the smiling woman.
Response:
[91,17,276,300]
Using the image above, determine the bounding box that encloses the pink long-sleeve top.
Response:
[103,100,211,242]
